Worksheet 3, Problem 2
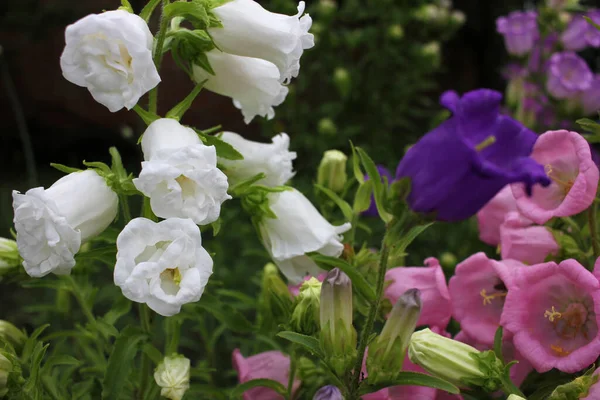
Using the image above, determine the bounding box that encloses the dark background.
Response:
[0,0,584,235]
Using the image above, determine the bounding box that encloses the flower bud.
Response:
[548,370,599,399]
[0,239,19,275]
[154,354,190,400]
[421,42,441,67]
[0,353,11,397]
[367,289,421,385]
[450,10,466,25]
[387,24,404,40]
[0,321,26,352]
[408,328,504,391]
[313,385,343,400]
[507,396,526,400]
[258,263,294,332]
[320,268,356,376]
[318,118,338,136]
[439,252,457,270]
[333,68,351,99]
[317,150,348,193]
[290,278,322,335]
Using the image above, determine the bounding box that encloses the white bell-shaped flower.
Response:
[218,131,296,187]
[192,51,288,124]
[114,217,213,316]
[154,354,190,400]
[133,118,231,226]
[60,10,160,112]
[209,0,314,84]
[259,189,351,284]
[12,170,118,277]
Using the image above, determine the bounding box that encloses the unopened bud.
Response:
[0,353,11,398]
[367,289,421,385]
[387,24,404,40]
[421,42,441,67]
[0,239,19,274]
[318,118,338,136]
[439,252,457,269]
[0,321,26,352]
[313,385,343,400]
[507,396,526,400]
[548,369,599,399]
[333,68,351,99]
[450,10,466,25]
[258,263,294,332]
[290,278,322,335]
[317,150,348,193]
[154,354,190,400]
[320,268,356,376]
[408,328,504,391]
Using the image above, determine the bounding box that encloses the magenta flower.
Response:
[385,258,452,329]
[232,349,300,400]
[453,331,533,387]
[500,212,559,265]
[476,186,519,246]
[580,74,600,115]
[496,11,539,56]
[449,253,524,345]
[585,10,600,47]
[512,130,599,224]
[562,16,591,51]
[501,259,600,373]
[288,273,326,296]
[546,52,593,99]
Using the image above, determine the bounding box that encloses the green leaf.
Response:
[118,0,133,12]
[101,326,147,400]
[196,131,244,160]
[23,342,49,396]
[356,147,393,223]
[230,379,287,399]
[577,118,600,136]
[309,254,376,302]
[315,183,353,221]
[164,2,210,29]
[21,324,50,364]
[211,219,222,236]
[584,16,600,31]
[350,142,364,184]
[493,326,504,363]
[353,180,373,213]
[50,163,81,174]
[194,294,254,333]
[394,222,434,254]
[277,331,323,357]
[133,105,159,126]
[166,82,205,121]
[102,296,132,326]
[142,343,164,365]
[359,372,460,396]
[139,0,161,21]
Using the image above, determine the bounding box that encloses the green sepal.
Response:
[133,105,159,126]
[165,81,205,121]
[50,163,81,174]
[118,0,133,12]
[195,129,243,160]
[168,28,216,76]
[353,179,373,213]
[460,350,504,393]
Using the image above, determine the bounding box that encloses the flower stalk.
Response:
[149,0,171,114]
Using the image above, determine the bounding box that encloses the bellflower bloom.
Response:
[313,385,343,400]
[449,253,524,345]
[232,349,300,400]
[500,212,559,264]
[395,89,550,221]
[218,131,296,187]
[385,258,451,329]
[496,11,539,56]
[501,259,600,373]
[133,118,231,226]
[561,16,591,51]
[512,130,599,224]
[259,189,351,284]
[13,170,118,278]
[208,0,314,84]
[580,74,600,115]
[192,51,288,124]
[114,218,213,316]
[60,10,160,112]
[584,10,600,47]
[476,185,519,246]
[153,354,190,400]
[363,166,392,217]
[546,52,593,99]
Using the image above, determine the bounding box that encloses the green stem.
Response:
[120,195,132,224]
[350,232,391,396]
[139,305,152,400]
[148,0,171,114]
[165,317,181,354]
[501,376,525,398]
[589,203,599,260]
[287,346,297,400]
[65,275,95,325]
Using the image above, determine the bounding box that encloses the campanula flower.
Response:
[546,52,593,99]
[153,354,190,400]
[476,185,519,246]
[501,259,600,373]
[496,11,539,56]
[512,130,599,224]
[395,89,550,221]
[499,212,559,264]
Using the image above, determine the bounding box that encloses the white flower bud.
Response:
[133,118,231,226]
[154,354,190,400]
[0,238,19,273]
[13,170,118,277]
[317,150,348,193]
[259,189,351,284]
[192,51,289,124]
[218,131,296,187]
[60,10,160,112]
[208,0,314,84]
[114,218,213,316]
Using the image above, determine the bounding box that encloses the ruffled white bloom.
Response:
[192,51,288,124]
[209,0,314,83]
[12,170,118,277]
[60,10,160,112]
[133,118,231,225]
[154,354,190,400]
[259,189,351,284]
[114,217,213,316]
[218,131,296,187]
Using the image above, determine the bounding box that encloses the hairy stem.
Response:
[148,0,170,114]
[139,304,152,400]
